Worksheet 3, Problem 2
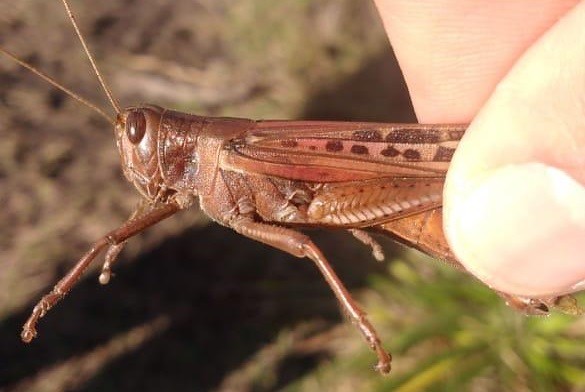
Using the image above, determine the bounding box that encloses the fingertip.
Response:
[445,163,585,297]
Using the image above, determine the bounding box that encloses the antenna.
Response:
[0,46,114,124]
[60,0,121,114]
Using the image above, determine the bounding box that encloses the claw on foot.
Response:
[98,268,112,285]
[21,327,36,343]
[374,349,392,374]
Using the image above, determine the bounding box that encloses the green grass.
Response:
[284,253,585,392]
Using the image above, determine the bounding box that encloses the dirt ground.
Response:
[0,1,416,390]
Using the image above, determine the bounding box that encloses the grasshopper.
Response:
[1,0,580,374]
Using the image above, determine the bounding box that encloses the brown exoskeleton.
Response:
[2,0,581,375]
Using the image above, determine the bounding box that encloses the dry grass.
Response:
[0,1,413,390]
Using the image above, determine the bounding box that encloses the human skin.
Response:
[373,0,585,297]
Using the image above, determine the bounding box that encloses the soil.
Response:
[0,1,415,390]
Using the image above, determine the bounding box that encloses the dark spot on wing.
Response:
[380,145,400,157]
[385,129,440,143]
[309,145,317,151]
[280,139,298,148]
[434,146,455,161]
[352,130,382,141]
[325,140,343,152]
[449,130,465,140]
[350,145,369,155]
[403,149,421,160]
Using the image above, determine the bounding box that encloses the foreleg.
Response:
[21,202,180,343]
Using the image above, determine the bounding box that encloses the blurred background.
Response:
[1,1,584,391]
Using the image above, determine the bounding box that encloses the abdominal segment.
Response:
[307,178,444,227]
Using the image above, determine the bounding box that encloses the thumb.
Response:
[444,2,585,297]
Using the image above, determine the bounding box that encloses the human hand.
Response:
[374,0,585,297]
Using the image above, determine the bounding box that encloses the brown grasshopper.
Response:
[1,0,581,375]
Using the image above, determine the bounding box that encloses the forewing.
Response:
[222,120,466,182]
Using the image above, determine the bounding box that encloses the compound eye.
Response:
[126,110,147,144]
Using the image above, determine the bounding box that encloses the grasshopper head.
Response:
[115,105,166,200]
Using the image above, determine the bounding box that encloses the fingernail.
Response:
[571,279,585,292]
[448,163,585,297]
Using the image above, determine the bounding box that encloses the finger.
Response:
[444,1,585,297]
[373,0,578,121]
